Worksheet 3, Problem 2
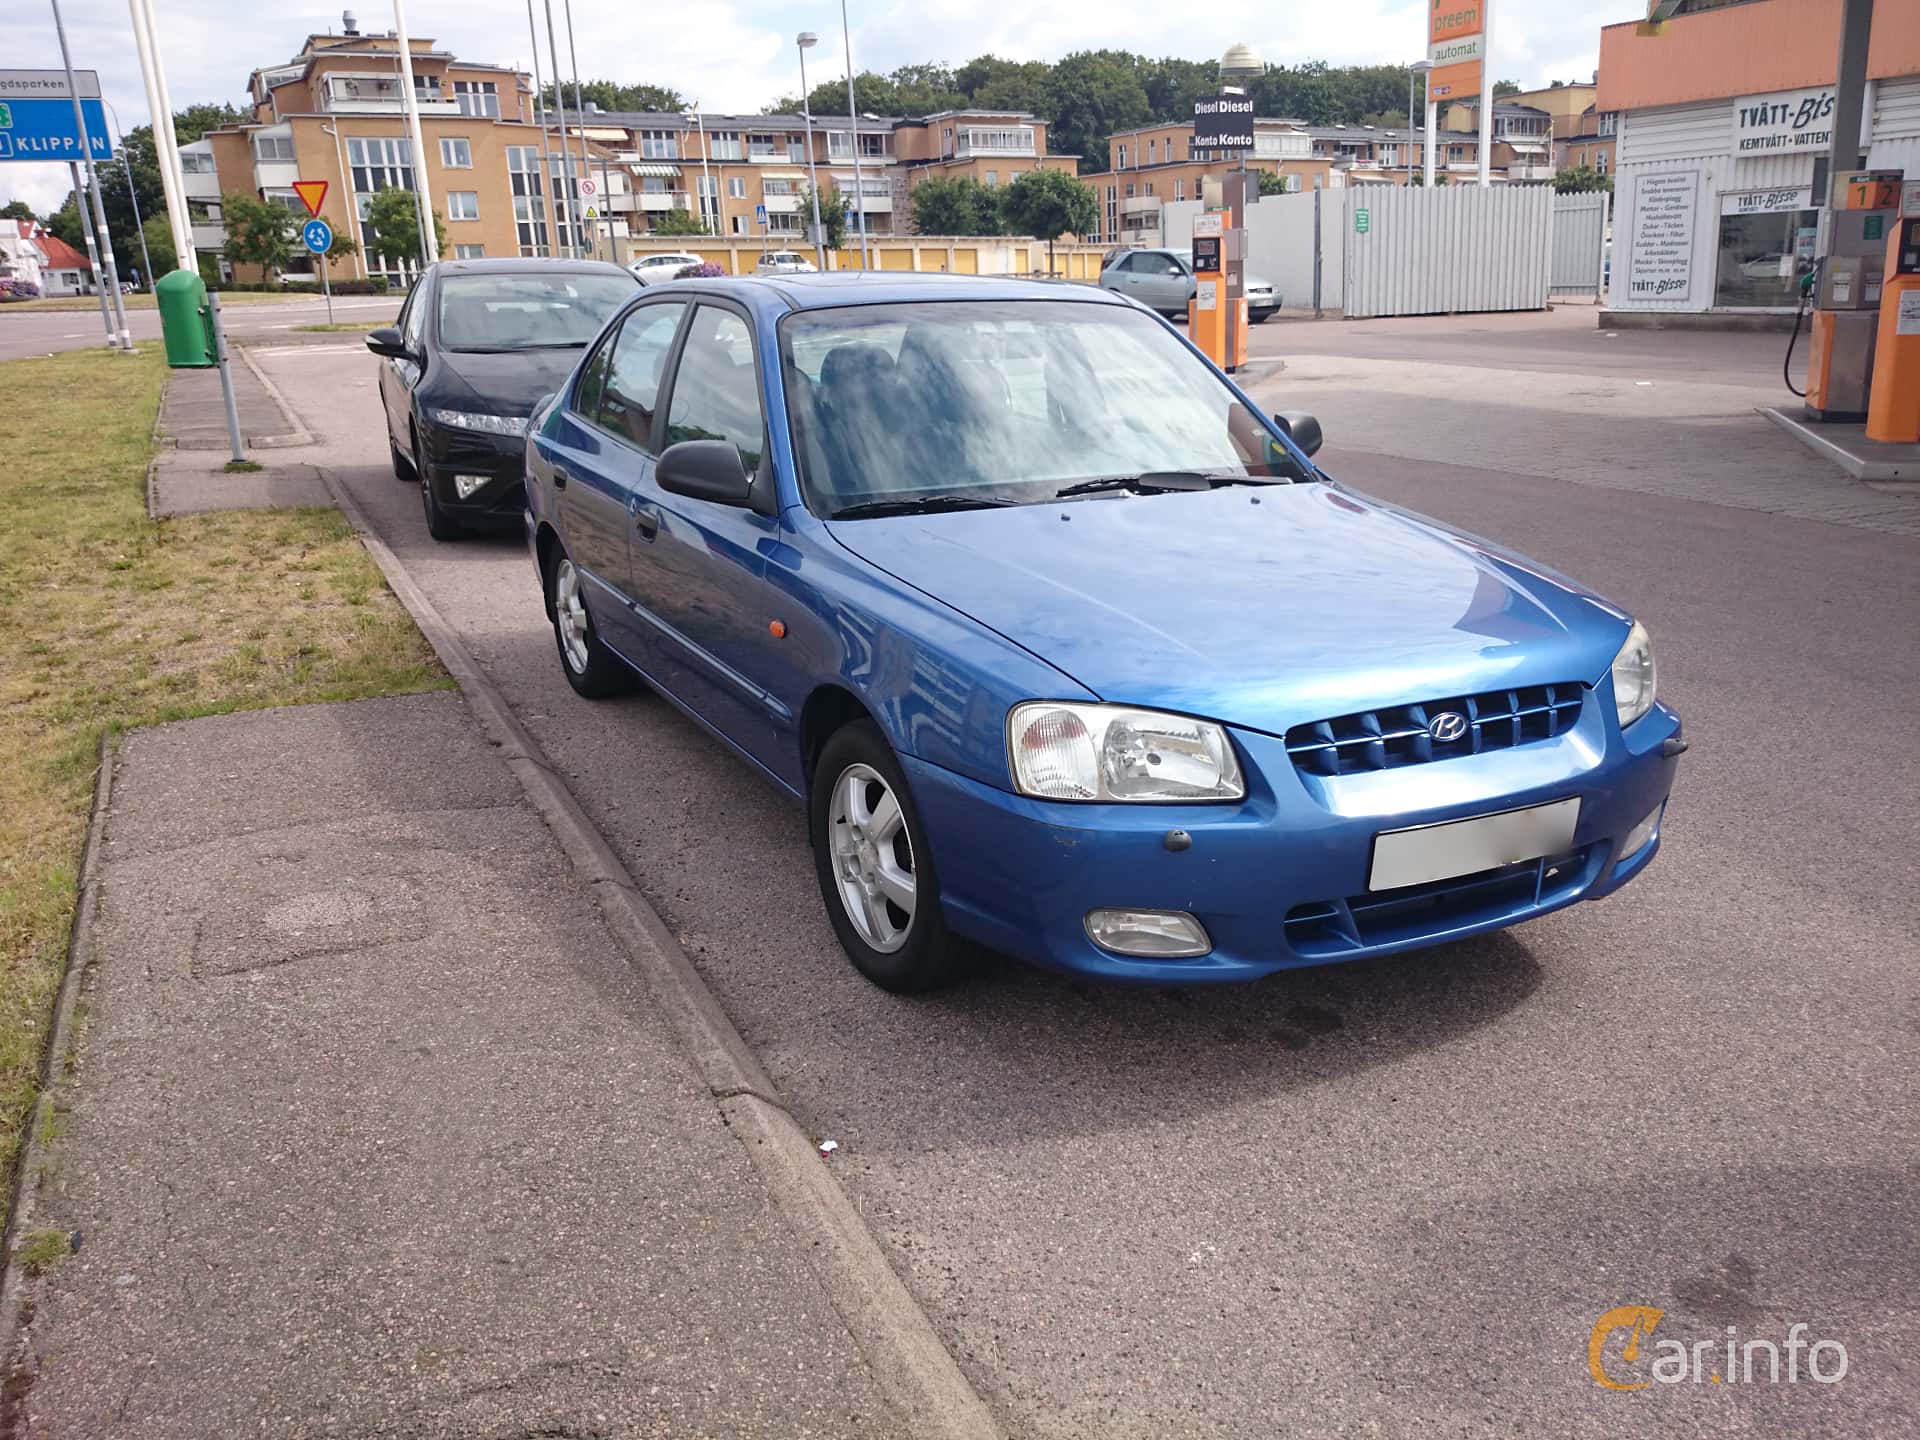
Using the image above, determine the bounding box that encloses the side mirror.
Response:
[1273,410,1323,458]
[658,439,754,507]
[366,326,410,359]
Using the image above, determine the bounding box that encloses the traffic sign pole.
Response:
[298,199,335,325]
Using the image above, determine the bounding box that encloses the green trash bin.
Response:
[156,269,215,368]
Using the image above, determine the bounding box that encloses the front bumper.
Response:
[419,421,527,526]
[906,696,1683,984]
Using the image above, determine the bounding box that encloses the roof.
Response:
[36,232,90,271]
[657,272,1129,312]
[433,256,631,278]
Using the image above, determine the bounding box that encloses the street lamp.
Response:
[682,107,715,236]
[1218,42,1263,374]
[840,0,870,268]
[797,32,827,269]
[1408,60,1432,185]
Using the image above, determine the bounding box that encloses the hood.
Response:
[826,484,1629,736]
[430,347,586,416]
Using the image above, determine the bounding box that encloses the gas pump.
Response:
[1188,211,1248,372]
[1864,182,1920,443]
[1804,169,1902,422]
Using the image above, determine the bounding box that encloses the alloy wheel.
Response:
[553,558,591,675]
[828,762,916,952]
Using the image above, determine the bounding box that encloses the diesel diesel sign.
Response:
[1193,94,1255,151]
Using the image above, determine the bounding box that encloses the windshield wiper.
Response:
[1053,470,1260,498]
[830,494,1019,520]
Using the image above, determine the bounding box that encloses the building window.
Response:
[506,144,550,257]
[709,131,743,160]
[727,177,746,199]
[1148,140,1157,165]
[454,243,485,258]
[179,150,216,175]
[267,192,306,215]
[1595,149,1610,174]
[1715,207,1818,310]
[447,191,479,220]
[1173,178,1184,201]
[763,178,794,196]
[985,170,998,188]
[440,137,471,168]
[253,135,295,163]
[453,80,499,118]
[640,129,679,160]
[1125,182,1135,198]
[1117,144,1128,169]
[697,173,720,230]
[1597,111,1618,138]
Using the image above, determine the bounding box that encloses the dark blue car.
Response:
[523,274,1682,992]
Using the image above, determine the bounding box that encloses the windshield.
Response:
[437,273,636,351]
[780,299,1309,515]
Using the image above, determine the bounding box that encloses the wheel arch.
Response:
[799,684,880,797]
[534,520,565,617]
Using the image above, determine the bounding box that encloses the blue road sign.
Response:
[302,218,334,254]
[755,203,768,228]
[0,97,114,163]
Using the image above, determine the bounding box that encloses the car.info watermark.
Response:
[1587,1307,1849,1390]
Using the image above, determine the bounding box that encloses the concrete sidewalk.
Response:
[158,348,307,451]
[8,694,902,1438]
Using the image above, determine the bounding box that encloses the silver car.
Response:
[628,251,704,285]
[756,249,818,275]
[1099,247,1279,323]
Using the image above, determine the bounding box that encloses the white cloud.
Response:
[2,0,1621,212]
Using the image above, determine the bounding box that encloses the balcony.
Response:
[1506,163,1556,182]
[1121,193,1161,214]
[321,75,459,115]
[762,193,800,213]
[613,190,692,212]
[190,222,226,250]
[254,160,301,190]
[955,128,1035,159]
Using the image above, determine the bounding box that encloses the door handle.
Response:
[634,507,659,541]
[551,464,569,490]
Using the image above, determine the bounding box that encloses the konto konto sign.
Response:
[1734,85,1838,154]
[1193,94,1255,151]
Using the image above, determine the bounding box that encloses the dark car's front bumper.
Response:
[417,421,527,527]
[906,695,1684,984]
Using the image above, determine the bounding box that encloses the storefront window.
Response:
[1715,207,1818,309]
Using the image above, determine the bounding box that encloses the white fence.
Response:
[1550,189,1609,297]
[1163,193,1344,312]
[1342,184,1554,319]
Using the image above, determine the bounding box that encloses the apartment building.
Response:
[183,16,569,283]
[1556,105,1619,177]
[1081,119,1339,245]
[1437,101,1558,181]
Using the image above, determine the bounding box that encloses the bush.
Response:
[329,279,390,295]
[0,279,43,301]
[685,263,726,279]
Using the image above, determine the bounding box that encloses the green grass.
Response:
[0,345,448,1181]
[15,1228,71,1274]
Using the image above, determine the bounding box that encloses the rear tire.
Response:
[390,440,413,481]
[810,721,961,993]
[546,550,629,698]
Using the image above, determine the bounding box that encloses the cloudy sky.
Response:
[4,0,1633,213]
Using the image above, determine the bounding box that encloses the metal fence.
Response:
[1550,189,1609,298]
[1341,184,1554,319]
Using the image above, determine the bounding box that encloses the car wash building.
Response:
[1600,0,1920,324]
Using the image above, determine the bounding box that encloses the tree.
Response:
[653,207,709,237]
[0,199,36,221]
[363,187,447,268]
[222,190,296,279]
[540,80,684,114]
[997,169,1096,272]
[803,181,847,250]
[171,103,248,144]
[139,213,177,277]
[1552,165,1613,194]
[1257,171,1291,196]
[910,177,1002,236]
[323,230,360,271]
[955,55,1049,114]
[1493,79,1522,98]
[1042,52,1152,171]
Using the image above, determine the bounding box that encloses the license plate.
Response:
[1368,797,1581,892]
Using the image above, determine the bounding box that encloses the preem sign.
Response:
[1428,0,1486,101]
[1734,86,1837,154]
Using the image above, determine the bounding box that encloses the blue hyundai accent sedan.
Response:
[523,275,1682,992]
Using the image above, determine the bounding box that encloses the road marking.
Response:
[245,344,368,356]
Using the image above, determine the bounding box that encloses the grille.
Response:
[1283,846,1596,959]
[1284,683,1585,777]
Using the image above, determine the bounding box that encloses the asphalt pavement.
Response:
[231,317,1919,1437]
[0,292,399,362]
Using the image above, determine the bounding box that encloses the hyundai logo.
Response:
[1428,711,1469,743]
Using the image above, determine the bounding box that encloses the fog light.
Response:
[1085,908,1211,958]
[1620,801,1665,860]
[453,474,489,500]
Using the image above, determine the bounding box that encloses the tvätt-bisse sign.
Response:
[1734,86,1837,154]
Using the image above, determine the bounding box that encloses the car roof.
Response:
[434,257,633,278]
[661,272,1133,312]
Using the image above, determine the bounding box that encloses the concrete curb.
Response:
[231,344,314,449]
[1759,405,1920,486]
[321,471,1003,1440]
[0,735,116,1373]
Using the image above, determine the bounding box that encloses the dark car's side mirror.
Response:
[366,327,410,359]
[658,439,755,507]
[1273,411,1324,458]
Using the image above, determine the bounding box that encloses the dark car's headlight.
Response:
[427,407,528,437]
[1008,702,1244,802]
[1609,620,1657,729]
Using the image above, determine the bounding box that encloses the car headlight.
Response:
[1008,702,1244,802]
[1609,619,1657,729]
[427,408,528,437]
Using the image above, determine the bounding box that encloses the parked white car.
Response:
[755,250,819,275]
[628,252,704,285]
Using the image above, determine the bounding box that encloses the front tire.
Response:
[810,722,960,993]
[546,551,629,698]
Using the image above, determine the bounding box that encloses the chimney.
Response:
[342,10,359,36]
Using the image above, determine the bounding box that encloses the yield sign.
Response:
[291,180,329,217]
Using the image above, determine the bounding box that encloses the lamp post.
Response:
[1408,60,1431,185]
[840,0,869,268]
[797,32,827,269]
[1219,41,1263,375]
[102,97,154,292]
[682,108,715,236]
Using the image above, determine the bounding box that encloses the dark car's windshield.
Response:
[437,273,637,351]
[780,300,1307,517]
